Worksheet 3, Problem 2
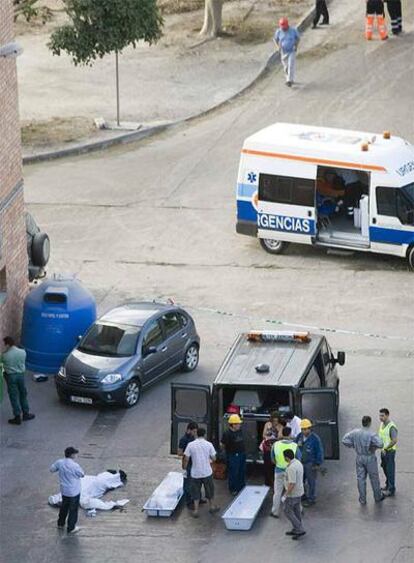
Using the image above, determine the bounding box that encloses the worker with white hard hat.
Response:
[221,414,246,495]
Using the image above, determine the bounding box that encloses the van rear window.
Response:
[259,174,314,206]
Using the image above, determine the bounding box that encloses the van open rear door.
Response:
[298,388,339,459]
[170,383,211,455]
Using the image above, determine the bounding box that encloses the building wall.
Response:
[0,0,28,341]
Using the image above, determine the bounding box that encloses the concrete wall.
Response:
[0,0,28,341]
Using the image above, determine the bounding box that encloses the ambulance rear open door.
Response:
[257,168,317,246]
[170,383,212,454]
[298,388,339,460]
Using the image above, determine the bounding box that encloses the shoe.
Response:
[286,81,292,87]
[285,530,296,536]
[209,506,220,514]
[292,532,306,540]
[270,513,279,518]
[22,413,35,421]
[312,24,317,29]
[191,512,200,519]
[67,526,81,534]
[302,500,315,507]
[383,491,395,497]
[199,499,208,505]
[321,21,329,25]
[8,416,21,425]
[376,495,386,502]
[359,500,367,506]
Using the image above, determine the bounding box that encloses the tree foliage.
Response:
[48,0,163,66]
[13,0,52,23]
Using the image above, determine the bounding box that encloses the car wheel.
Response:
[123,379,141,408]
[259,238,288,255]
[31,232,50,268]
[407,246,414,271]
[183,344,199,372]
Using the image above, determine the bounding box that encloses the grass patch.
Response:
[223,17,276,45]
[21,117,95,146]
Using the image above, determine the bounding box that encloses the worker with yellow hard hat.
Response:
[220,413,246,495]
[296,419,324,506]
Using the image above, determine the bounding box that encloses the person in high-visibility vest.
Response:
[365,0,388,41]
[270,426,301,518]
[378,408,398,496]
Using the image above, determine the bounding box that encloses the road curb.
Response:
[22,3,320,165]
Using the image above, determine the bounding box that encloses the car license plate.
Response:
[70,396,93,405]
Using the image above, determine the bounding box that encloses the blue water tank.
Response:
[21,275,97,374]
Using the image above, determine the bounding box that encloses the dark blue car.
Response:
[56,302,200,408]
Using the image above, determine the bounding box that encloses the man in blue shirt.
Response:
[296,419,324,506]
[274,17,300,87]
[50,447,85,534]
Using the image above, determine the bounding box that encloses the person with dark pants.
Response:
[178,421,203,509]
[50,447,85,534]
[221,414,246,495]
[1,337,35,425]
[384,0,402,34]
[378,408,398,496]
[312,0,329,28]
[282,449,306,540]
[295,419,324,506]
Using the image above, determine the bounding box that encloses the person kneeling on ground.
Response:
[183,428,220,518]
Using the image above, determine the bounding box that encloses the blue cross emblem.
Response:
[247,172,257,183]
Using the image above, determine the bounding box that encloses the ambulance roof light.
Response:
[361,142,369,152]
[383,131,391,139]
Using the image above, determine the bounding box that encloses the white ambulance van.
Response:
[236,123,414,270]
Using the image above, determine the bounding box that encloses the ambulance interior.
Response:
[219,386,290,462]
[316,166,370,246]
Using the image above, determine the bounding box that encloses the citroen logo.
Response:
[80,375,86,384]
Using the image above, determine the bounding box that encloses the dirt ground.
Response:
[16,0,313,149]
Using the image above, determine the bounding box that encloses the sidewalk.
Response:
[18,0,314,159]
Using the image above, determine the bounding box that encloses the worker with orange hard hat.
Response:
[221,414,246,495]
[273,17,300,87]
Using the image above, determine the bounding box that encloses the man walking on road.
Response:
[50,447,85,534]
[342,416,385,505]
[1,337,35,425]
[379,408,398,496]
[295,419,324,506]
[270,427,301,518]
[183,428,220,518]
[282,449,306,540]
[274,18,300,87]
[312,0,329,28]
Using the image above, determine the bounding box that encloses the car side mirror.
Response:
[144,345,157,357]
[335,351,346,366]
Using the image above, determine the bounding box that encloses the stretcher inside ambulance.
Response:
[236,123,414,270]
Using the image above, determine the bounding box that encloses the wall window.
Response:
[259,173,314,206]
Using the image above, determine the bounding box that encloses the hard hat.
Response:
[279,17,289,29]
[228,414,242,425]
[300,418,312,429]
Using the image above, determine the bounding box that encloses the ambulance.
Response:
[236,123,414,269]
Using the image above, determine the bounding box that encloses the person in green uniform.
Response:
[1,337,35,425]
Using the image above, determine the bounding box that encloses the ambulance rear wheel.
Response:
[407,246,414,271]
[259,238,288,255]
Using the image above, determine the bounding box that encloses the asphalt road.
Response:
[1,1,413,562]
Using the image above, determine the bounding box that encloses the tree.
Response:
[200,0,223,38]
[48,0,163,125]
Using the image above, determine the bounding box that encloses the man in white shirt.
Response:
[183,428,220,518]
[50,447,85,534]
[284,411,302,439]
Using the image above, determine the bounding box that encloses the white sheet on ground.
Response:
[48,471,129,511]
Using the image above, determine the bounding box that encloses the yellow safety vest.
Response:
[273,440,298,469]
[379,421,397,451]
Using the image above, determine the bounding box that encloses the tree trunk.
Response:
[200,0,222,37]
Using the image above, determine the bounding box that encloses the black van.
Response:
[171,332,345,460]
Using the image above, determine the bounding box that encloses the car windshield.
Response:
[402,182,414,205]
[78,322,141,357]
